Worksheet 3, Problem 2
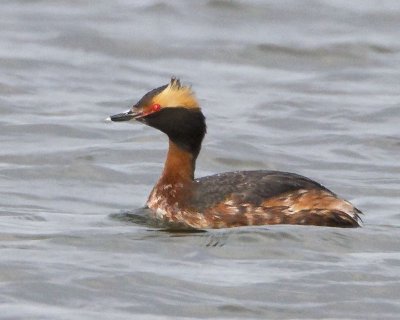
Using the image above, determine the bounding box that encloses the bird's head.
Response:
[109,78,206,156]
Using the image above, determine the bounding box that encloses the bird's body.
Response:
[110,78,362,229]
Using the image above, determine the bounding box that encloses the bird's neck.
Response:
[159,140,197,186]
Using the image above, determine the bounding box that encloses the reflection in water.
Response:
[110,208,208,232]
[109,208,152,226]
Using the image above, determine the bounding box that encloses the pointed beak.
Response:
[109,109,142,122]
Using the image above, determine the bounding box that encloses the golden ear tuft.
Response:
[169,77,181,89]
[153,78,199,109]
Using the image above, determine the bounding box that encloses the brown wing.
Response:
[192,171,362,228]
[193,170,331,210]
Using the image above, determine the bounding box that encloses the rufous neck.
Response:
[160,140,196,185]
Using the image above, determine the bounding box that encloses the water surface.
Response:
[1,1,400,319]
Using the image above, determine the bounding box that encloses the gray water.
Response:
[1,0,400,319]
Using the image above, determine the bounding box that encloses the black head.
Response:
[109,78,206,157]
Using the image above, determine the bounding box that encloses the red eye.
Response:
[151,104,161,112]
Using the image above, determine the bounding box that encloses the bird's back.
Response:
[190,170,362,228]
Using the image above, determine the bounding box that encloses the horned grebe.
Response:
[109,78,362,229]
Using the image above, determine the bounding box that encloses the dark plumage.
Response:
[144,107,206,157]
[192,170,329,210]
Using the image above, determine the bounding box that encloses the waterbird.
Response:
[109,78,362,229]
